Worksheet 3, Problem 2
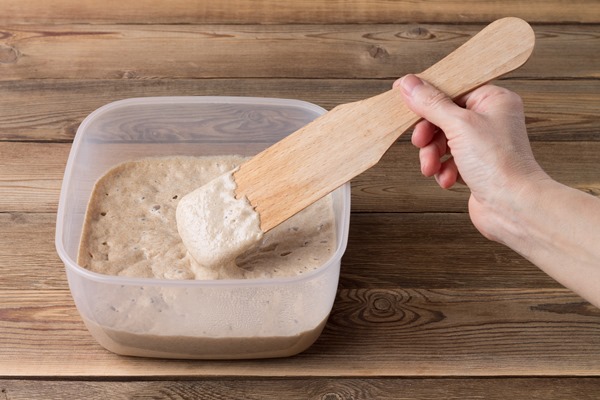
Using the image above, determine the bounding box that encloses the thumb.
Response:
[397,74,464,133]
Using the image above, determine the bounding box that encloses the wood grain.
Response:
[340,213,558,289]
[0,213,65,290]
[1,0,598,388]
[0,142,65,213]
[2,0,598,24]
[352,141,600,212]
[1,288,598,377]
[1,141,598,214]
[1,79,599,143]
[3,377,600,400]
[0,212,559,291]
[0,24,598,80]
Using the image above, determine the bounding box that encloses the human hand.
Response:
[395,74,547,240]
[395,75,600,309]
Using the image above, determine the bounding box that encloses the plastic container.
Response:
[55,97,351,359]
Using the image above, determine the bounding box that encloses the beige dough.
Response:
[176,170,264,278]
[77,155,336,280]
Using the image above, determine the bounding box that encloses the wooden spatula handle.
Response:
[360,17,536,150]
[418,17,536,101]
[235,17,535,232]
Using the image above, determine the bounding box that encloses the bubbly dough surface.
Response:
[176,170,264,278]
[78,156,336,280]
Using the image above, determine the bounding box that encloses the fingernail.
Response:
[400,74,424,96]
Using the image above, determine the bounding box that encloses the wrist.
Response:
[475,172,600,308]
[470,169,553,252]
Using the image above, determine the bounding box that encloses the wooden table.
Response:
[2,1,600,398]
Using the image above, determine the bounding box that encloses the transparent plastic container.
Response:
[55,97,350,359]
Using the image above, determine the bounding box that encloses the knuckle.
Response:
[423,89,450,110]
[495,86,524,106]
[509,91,524,107]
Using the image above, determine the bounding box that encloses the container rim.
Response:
[75,96,329,130]
[55,96,350,288]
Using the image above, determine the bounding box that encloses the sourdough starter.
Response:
[78,155,336,280]
[76,155,336,359]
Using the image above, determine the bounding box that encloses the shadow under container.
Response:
[55,97,351,359]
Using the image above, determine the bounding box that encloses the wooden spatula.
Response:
[234,17,535,232]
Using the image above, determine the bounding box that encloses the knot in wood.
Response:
[373,296,392,311]
[245,110,263,121]
[321,393,343,400]
[369,293,401,319]
[121,70,140,79]
[398,26,435,40]
[368,44,389,59]
[10,212,27,224]
[240,109,278,132]
[361,291,405,323]
[0,44,19,64]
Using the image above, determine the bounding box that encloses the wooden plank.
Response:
[0,142,66,213]
[1,141,598,214]
[0,79,390,142]
[340,213,558,288]
[1,79,599,143]
[0,213,66,290]
[353,141,600,212]
[1,0,598,24]
[0,24,598,80]
[3,378,600,399]
[0,288,598,377]
[0,211,560,291]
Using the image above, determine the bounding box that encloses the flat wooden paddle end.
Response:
[234,17,536,233]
